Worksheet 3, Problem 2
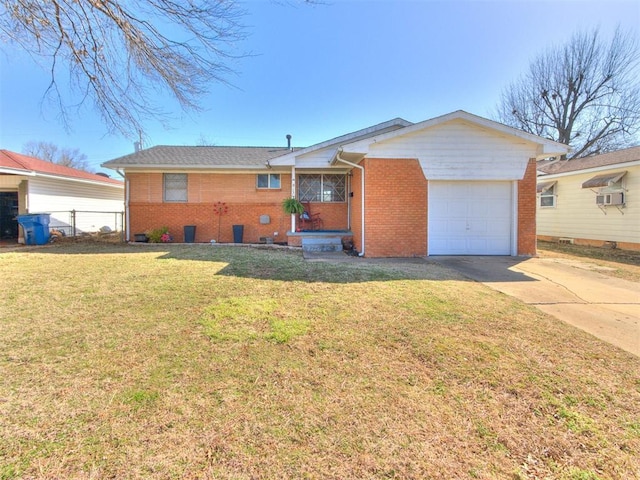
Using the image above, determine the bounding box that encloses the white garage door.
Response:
[428,181,513,255]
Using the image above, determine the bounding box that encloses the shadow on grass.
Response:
[18,242,543,285]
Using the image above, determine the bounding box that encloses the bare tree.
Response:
[23,141,91,172]
[0,0,248,138]
[495,27,640,159]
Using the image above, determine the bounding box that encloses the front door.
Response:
[0,192,19,239]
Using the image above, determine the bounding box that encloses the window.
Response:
[164,173,187,202]
[298,174,346,202]
[257,173,281,189]
[537,181,556,208]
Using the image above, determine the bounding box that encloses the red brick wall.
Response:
[299,202,348,231]
[128,172,291,204]
[128,173,294,243]
[517,159,537,256]
[129,202,293,243]
[127,172,349,243]
[362,158,427,257]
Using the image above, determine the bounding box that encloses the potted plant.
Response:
[282,198,304,215]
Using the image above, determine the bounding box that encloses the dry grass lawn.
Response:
[537,240,640,282]
[0,243,638,479]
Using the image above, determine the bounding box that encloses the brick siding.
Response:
[128,172,347,243]
[128,161,537,257]
[517,159,537,256]
[361,158,427,257]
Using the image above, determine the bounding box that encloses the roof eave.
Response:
[32,171,124,188]
[269,118,412,166]
[0,167,36,176]
[340,110,571,158]
[537,159,640,179]
[103,163,272,171]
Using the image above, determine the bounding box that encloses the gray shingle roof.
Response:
[102,145,296,169]
[538,145,640,175]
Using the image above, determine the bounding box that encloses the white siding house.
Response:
[0,150,124,243]
[537,146,640,251]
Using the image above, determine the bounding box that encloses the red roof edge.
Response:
[0,149,123,186]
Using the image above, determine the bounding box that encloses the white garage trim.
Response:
[428,181,515,255]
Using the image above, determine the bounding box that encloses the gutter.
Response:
[334,148,365,256]
[0,167,36,176]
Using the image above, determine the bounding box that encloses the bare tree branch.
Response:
[0,0,249,138]
[23,140,92,171]
[495,27,640,159]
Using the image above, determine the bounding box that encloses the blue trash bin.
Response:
[17,213,51,245]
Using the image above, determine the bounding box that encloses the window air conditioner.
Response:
[596,192,624,205]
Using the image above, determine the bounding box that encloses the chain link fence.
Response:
[48,210,125,240]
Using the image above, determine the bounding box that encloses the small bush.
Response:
[147,226,170,243]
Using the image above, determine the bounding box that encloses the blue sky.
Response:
[1,0,638,173]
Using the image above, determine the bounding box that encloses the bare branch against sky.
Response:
[0,0,248,138]
[495,27,640,158]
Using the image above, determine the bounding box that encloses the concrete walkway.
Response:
[432,256,640,357]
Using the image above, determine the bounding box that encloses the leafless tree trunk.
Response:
[495,27,640,159]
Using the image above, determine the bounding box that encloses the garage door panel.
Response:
[429,181,512,255]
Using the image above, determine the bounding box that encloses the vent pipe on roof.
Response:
[286,134,292,151]
[134,130,144,152]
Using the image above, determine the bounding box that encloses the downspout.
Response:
[114,169,130,241]
[125,177,131,242]
[335,148,365,256]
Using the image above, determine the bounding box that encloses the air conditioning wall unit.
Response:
[596,192,625,205]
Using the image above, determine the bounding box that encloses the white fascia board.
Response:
[537,159,640,180]
[0,167,36,176]
[33,172,124,189]
[267,152,296,166]
[340,110,570,158]
[535,142,571,158]
[269,118,412,166]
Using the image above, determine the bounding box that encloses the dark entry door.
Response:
[0,192,19,239]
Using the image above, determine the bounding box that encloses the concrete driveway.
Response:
[432,256,640,357]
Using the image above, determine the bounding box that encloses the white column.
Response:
[291,167,296,232]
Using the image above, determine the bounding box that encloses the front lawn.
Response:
[0,244,638,479]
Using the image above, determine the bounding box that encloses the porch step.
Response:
[301,236,343,253]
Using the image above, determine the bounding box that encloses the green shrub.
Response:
[147,226,169,243]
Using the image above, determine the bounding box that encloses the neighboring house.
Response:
[537,146,640,251]
[102,110,569,257]
[0,150,125,242]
